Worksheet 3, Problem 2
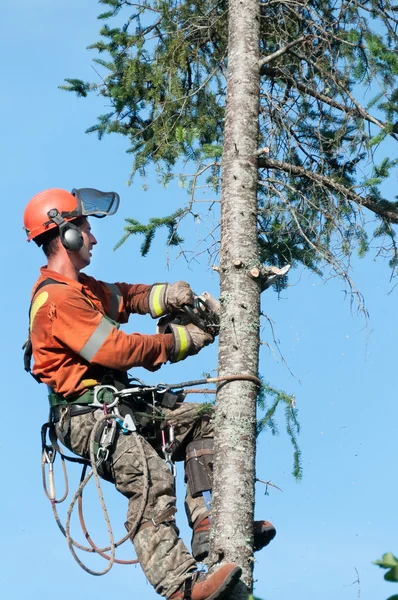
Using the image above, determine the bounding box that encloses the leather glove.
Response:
[148,281,194,318]
[167,323,214,362]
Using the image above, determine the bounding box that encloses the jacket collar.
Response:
[39,266,85,292]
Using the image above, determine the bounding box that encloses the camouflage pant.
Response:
[55,402,213,597]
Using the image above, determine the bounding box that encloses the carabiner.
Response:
[90,385,119,409]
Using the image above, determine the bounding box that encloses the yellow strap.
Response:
[30,291,49,331]
[81,378,100,388]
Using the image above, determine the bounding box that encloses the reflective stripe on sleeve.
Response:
[149,284,168,318]
[172,324,190,362]
[79,316,115,362]
[105,282,122,320]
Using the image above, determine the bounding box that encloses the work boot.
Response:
[169,563,242,600]
[192,517,276,562]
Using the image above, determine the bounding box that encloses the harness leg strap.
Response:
[125,506,178,539]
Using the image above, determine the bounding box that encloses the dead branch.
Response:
[257,156,398,223]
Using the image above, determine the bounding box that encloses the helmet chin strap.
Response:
[47,209,84,252]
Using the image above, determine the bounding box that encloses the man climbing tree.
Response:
[23,186,277,598]
[23,186,241,599]
[61,0,398,597]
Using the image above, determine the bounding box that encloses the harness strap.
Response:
[185,448,214,461]
[134,506,177,535]
[48,388,95,408]
[23,279,66,378]
[24,276,123,389]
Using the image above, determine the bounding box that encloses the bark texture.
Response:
[211,0,260,597]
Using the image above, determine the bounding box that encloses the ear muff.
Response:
[47,209,84,252]
[60,221,84,251]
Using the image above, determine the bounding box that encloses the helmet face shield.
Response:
[70,188,120,219]
[24,187,120,242]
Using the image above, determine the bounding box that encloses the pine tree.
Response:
[61,0,398,286]
[61,0,398,596]
[211,1,261,594]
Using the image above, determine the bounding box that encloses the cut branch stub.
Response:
[249,264,291,291]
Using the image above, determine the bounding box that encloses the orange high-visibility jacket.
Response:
[29,267,174,398]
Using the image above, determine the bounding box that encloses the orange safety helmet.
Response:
[23,187,120,241]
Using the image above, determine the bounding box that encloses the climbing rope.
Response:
[41,373,261,575]
[42,413,145,575]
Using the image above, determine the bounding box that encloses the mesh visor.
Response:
[71,188,120,218]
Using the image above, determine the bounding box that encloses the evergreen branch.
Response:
[289,48,398,141]
[357,3,398,26]
[261,177,368,315]
[259,35,307,67]
[257,380,302,480]
[260,64,398,142]
[257,155,398,223]
[114,209,186,253]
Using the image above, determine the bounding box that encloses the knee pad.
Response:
[185,438,214,498]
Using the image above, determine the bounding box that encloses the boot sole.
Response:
[205,566,242,600]
[253,524,276,552]
[193,526,276,562]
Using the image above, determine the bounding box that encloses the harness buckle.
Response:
[90,385,119,409]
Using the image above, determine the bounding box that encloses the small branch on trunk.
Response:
[256,478,284,493]
[249,264,291,290]
[259,35,307,67]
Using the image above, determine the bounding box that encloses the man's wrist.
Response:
[166,324,192,362]
[148,283,168,318]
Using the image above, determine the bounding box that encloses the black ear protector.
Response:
[47,209,84,252]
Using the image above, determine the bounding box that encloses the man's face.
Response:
[76,218,97,267]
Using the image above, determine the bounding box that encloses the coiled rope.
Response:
[41,374,261,575]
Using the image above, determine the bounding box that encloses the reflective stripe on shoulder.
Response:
[79,316,115,362]
[104,283,122,320]
[30,291,49,331]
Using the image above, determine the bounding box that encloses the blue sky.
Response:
[1,1,397,599]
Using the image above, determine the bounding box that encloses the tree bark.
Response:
[211,1,260,598]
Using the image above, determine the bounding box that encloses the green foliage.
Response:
[196,402,215,417]
[257,380,302,480]
[374,552,398,583]
[114,210,185,254]
[62,0,398,287]
[59,78,93,97]
[62,0,227,178]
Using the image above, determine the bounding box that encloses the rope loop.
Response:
[41,373,261,574]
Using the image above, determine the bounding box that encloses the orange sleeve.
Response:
[52,290,174,372]
[83,275,152,323]
[112,281,152,320]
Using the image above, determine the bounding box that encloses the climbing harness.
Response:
[41,374,261,576]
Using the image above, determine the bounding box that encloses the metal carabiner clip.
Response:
[90,385,119,409]
[165,458,177,478]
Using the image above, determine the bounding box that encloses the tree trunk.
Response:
[212,0,260,598]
